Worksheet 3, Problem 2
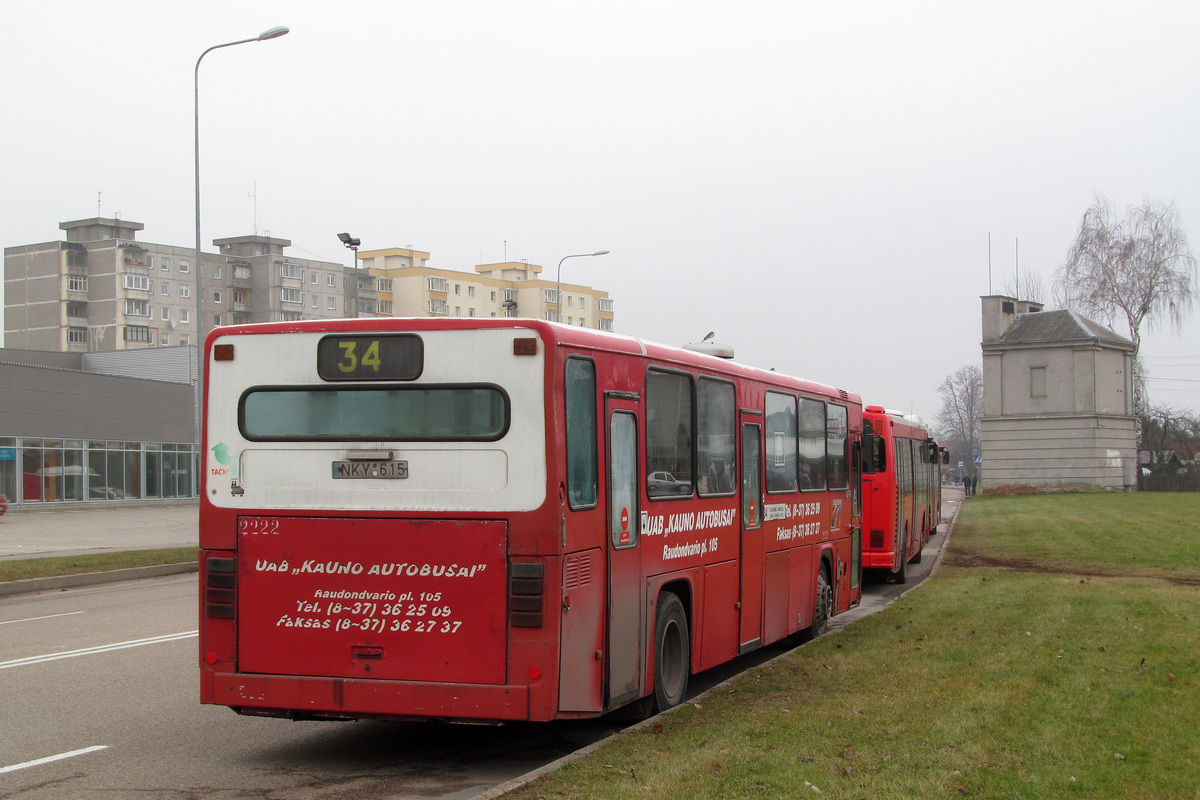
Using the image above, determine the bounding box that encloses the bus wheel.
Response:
[895,540,909,584]
[811,565,832,638]
[911,542,923,564]
[653,592,690,712]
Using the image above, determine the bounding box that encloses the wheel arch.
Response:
[656,577,693,630]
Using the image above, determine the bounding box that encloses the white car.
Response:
[648,471,691,496]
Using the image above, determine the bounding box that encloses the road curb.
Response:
[0,562,198,597]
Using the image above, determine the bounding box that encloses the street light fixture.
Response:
[193,25,289,488]
[338,233,361,317]
[556,250,610,324]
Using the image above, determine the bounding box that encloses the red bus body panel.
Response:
[199,318,864,723]
[236,517,507,684]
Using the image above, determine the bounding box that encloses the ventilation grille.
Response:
[564,551,593,589]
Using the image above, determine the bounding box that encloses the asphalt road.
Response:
[0,488,961,798]
[1,573,628,799]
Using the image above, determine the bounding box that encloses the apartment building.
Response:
[4,217,349,352]
[5,217,617,355]
[211,234,348,325]
[361,249,615,329]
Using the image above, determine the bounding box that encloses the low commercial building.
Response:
[0,347,196,505]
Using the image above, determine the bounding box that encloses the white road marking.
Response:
[0,631,198,670]
[0,611,86,626]
[0,745,109,775]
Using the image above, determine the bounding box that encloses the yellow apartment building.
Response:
[358,248,614,330]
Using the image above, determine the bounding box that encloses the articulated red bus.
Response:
[861,406,943,584]
[199,319,865,722]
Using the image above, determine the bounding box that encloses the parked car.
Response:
[89,484,125,499]
[0,493,7,516]
[647,471,692,496]
[33,466,122,501]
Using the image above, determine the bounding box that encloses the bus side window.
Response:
[799,398,826,491]
[764,391,798,494]
[697,377,736,496]
[646,369,694,499]
[826,404,848,490]
[741,423,762,529]
[565,358,598,509]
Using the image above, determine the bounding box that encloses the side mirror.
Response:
[871,434,887,473]
[941,447,950,465]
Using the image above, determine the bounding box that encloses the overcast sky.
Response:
[3,1,1198,421]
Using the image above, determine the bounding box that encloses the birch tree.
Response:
[1054,195,1198,414]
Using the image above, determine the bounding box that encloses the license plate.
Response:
[331,460,409,479]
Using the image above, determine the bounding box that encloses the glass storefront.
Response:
[1,437,197,504]
[0,437,18,500]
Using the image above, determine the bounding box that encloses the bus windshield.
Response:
[239,385,509,441]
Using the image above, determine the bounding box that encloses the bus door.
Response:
[894,438,908,567]
[848,434,863,602]
[739,417,764,652]
[605,395,644,709]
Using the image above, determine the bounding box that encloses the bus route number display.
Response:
[317,334,423,381]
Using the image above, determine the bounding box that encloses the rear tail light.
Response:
[508,562,544,628]
[870,529,884,549]
[206,556,236,619]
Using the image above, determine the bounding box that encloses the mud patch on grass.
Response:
[979,484,1084,495]
[944,550,1200,586]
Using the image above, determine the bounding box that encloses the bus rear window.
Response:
[240,385,509,441]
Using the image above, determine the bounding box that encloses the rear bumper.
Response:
[862,551,896,570]
[202,670,530,723]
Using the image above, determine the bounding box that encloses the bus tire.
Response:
[653,592,690,712]
[895,538,909,584]
[811,564,832,638]
[911,542,923,564]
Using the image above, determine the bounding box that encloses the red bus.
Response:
[199,319,866,722]
[861,406,943,584]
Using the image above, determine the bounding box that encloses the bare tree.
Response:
[935,365,983,476]
[1141,403,1200,467]
[1002,270,1049,305]
[1054,194,1198,414]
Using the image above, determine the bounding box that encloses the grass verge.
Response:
[508,493,1200,800]
[0,547,198,583]
[947,493,1199,583]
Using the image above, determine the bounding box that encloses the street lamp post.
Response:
[555,250,610,323]
[193,25,289,490]
[338,233,361,317]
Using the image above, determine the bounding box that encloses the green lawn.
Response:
[949,493,1200,582]
[0,547,198,583]
[509,493,1200,800]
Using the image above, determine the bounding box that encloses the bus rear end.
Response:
[198,320,553,722]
